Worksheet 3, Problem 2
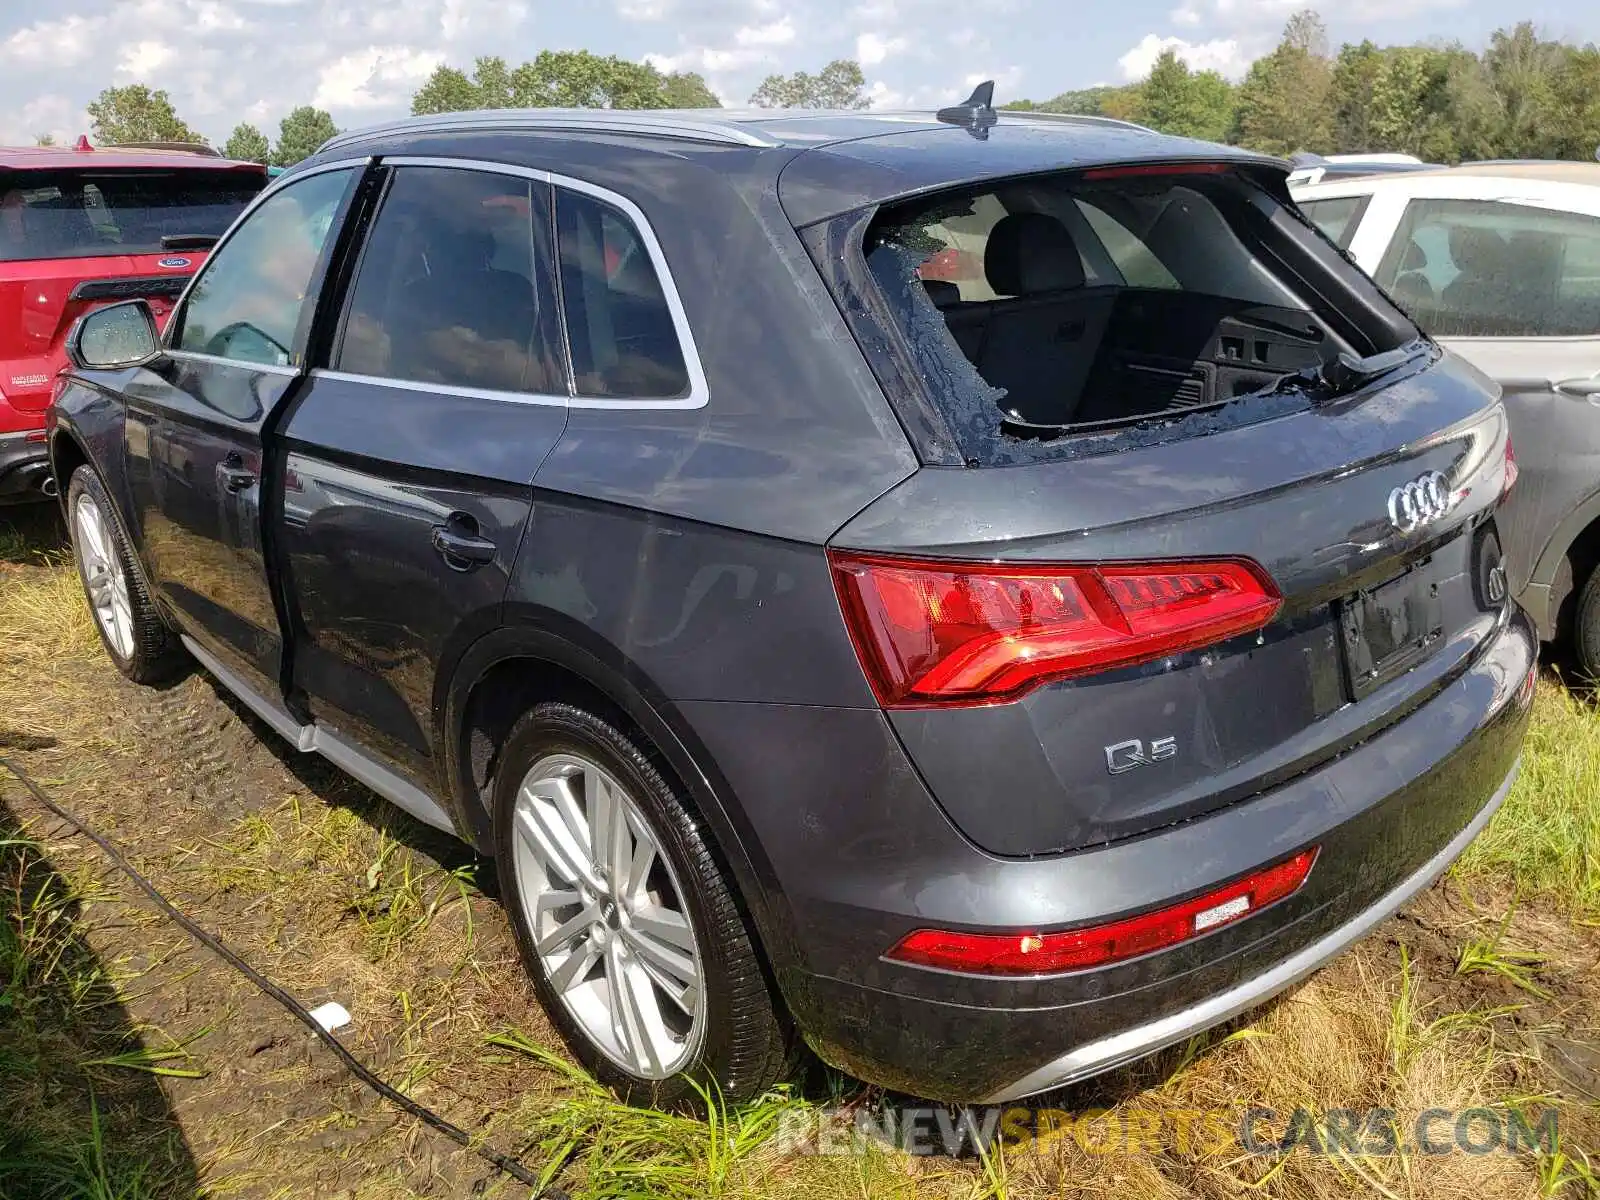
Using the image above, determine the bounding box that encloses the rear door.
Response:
[122,164,361,696]
[1367,194,1600,600]
[0,166,264,417]
[275,161,565,784]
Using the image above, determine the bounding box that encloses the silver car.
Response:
[1296,163,1600,673]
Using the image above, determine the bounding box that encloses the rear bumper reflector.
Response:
[887,847,1318,976]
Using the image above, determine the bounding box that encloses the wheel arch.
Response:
[1529,491,1600,642]
[435,607,797,974]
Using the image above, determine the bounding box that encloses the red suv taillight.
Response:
[828,551,1281,707]
[886,847,1318,975]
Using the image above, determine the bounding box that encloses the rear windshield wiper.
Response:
[160,233,220,251]
[1278,341,1430,402]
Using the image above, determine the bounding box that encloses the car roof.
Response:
[1294,160,1600,198]
[319,106,1287,226]
[0,143,266,173]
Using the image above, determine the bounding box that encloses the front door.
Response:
[276,162,567,785]
[1367,195,1600,599]
[124,164,360,695]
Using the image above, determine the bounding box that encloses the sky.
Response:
[1,0,1598,147]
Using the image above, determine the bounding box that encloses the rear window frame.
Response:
[800,162,1425,468]
[0,167,266,262]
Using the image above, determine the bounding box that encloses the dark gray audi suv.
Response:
[48,95,1533,1106]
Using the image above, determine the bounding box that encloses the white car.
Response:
[1293,163,1600,670]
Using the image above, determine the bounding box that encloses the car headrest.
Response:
[921,279,962,309]
[1400,241,1428,272]
[1447,226,1509,279]
[985,213,1085,296]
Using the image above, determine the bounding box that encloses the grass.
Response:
[1454,679,1600,918]
[0,828,194,1199]
[3,522,1600,1198]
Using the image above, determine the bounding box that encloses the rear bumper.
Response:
[983,758,1517,1101]
[681,606,1535,1102]
[0,429,52,503]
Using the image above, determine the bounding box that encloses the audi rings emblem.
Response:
[1387,470,1452,533]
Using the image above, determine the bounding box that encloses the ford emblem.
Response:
[157,256,191,269]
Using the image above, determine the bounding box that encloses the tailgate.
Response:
[0,252,196,411]
[832,350,1513,856]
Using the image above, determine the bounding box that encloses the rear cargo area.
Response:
[854,163,1420,457]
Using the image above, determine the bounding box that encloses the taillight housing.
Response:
[828,551,1281,707]
[1503,434,1518,497]
[887,847,1318,976]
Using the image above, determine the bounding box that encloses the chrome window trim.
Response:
[164,157,371,365]
[336,156,710,412]
[310,368,567,408]
[168,348,300,376]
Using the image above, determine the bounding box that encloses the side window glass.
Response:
[1075,200,1180,289]
[336,167,560,394]
[175,169,351,366]
[1296,195,1367,249]
[555,188,690,399]
[1376,197,1600,337]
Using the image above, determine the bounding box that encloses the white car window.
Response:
[1375,197,1600,337]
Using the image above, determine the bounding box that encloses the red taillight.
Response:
[829,552,1280,707]
[887,848,1319,976]
[1503,435,1518,497]
[1080,162,1233,180]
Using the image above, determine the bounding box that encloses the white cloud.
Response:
[1170,3,1203,26]
[117,40,176,79]
[856,32,907,65]
[0,15,103,67]
[0,93,87,146]
[1117,33,1251,81]
[734,16,794,46]
[313,46,445,110]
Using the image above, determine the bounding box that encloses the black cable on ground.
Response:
[1,753,571,1199]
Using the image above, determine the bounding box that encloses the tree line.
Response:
[1007,13,1600,162]
[75,53,871,166]
[72,14,1600,168]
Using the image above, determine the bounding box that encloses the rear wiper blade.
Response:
[1274,342,1429,402]
[160,233,219,251]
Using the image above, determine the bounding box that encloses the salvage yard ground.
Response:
[3,503,1600,1200]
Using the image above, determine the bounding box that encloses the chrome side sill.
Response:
[180,635,456,835]
[982,758,1520,1103]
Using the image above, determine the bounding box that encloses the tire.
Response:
[66,465,187,684]
[1574,564,1600,683]
[493,701,791,1107]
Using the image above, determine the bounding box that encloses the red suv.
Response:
[1,141,266,502]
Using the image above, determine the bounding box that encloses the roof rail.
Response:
[1001,110,1154,134]
[320,108,783,154]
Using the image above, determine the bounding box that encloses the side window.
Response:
[174,168,351,366]
[1296,195,1368,249]
[554,188,690,399]
[1375,197,1600,337]
[1075,200,1180,289]
[336,166,561,394]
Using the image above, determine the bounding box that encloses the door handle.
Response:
[431,516,497,570]
[1555,376,1600,399]
[219,461,255,492]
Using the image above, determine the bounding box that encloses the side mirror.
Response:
[66,300,163,371]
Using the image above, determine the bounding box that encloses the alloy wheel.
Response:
[73,492,135,660]
[511,752,706,1078]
